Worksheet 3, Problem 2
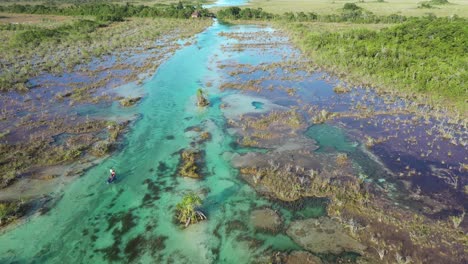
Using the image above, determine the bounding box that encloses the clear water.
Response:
[251,101,264,109]
[305,124,357,153]
[0,21,319,264]
[204,0,248,8]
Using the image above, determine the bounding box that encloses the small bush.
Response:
[343,3,361,11]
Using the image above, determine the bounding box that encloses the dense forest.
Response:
[0,2,213,20]
[216,4,408,24]
[290,17,467,106]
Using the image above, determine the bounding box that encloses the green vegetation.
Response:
[217,5,467,112]
[196,88,209,107]
[286,17,467,110]
[179,150,201,178]
[248,0,468,18]
[0,15,211,91]
[418,0,451,9]
[0,2,212,19]
[9,19,103,47]
[175,193,206,227]
[217,5,407,23]
[0,120,126,188]
[0,200,24,226]
[119,97,142,107]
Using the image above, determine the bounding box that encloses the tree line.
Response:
[216,4,409,24]
[0,2,213,21]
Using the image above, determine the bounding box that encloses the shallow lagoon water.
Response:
[0,21,322,264]
[1,10,467,264]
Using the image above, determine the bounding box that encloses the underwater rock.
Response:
[119,96,142,107]
[285,251,322,264]
[250,208,282,233]
[286,217,366,255]
[196,89,209,107]
[178,150,202,178]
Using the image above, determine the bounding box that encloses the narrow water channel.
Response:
[0,21,313,264]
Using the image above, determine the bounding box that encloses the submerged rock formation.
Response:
[286,217,366,255]
[250,208,282,233]
[196,88,209,107]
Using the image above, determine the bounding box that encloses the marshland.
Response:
[0,0,466,263]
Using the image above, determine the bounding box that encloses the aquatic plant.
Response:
[365,136,375,148]
[374,247,386,260]
[312,109,332,124]
[395,253,412,264]
[199,131,211,142]
[333,84,350,94]
[91,141,112,157]
[449,211,465,229]
[0,200,24,226]
[196,88,209,107]
[175,193,206,228]
[119,97,142,107]
[336,153,349,166]
[240,136,259,147]
[179,150,201,178]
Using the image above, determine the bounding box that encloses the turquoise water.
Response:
[204,0,248,8]
[0,21,314,264]
[305,124,357,153]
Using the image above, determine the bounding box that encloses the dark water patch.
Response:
[143,178,161,194]
[124,235,145,262]
[275,197,328,220]
[372,144,458,193]
[164,186,174,192]
[99,211,138,262]
[236,235,264,249]
[347,148,393,184]
[166,135,175,140]
[142,193,153,205]
[318,251,361,263]
[145,222,157,232]
[106,211,137,235]
[184,125,202,132]
[82,229,89,236]
[108,188,125,205]
[149,168,154,172]
[255,233,302,252]
[226,220,249,234]
[158,161,169,172]
[211,247,220,263]
[213,223,223,240]
[98,241,122,262]
[148,235,168,251]
[251,101,264,109]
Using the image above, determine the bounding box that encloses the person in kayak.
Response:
[107,169,116,183]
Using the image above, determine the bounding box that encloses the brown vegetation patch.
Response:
[178,149,203,179]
